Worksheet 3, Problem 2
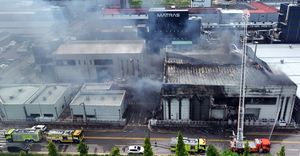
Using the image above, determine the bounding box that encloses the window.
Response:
[94,59,113,65]
[56,60,64,66]
[191,146,195,150]
[63,136,68,140]
[245,97,276,105]
[78,60,81,65]
[67,60,76,66]
[44,114,54,117]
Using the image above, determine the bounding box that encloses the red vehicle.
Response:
[230,137,271,153]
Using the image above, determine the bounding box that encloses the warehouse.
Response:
[0,84,43,119]
[24,84,72,121]
[52,40,145,82]
[70,83,126,121]
[247,44,300,124]
[161,46,297,124]
[0,84,71,120]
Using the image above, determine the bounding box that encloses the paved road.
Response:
[1,125,300,155]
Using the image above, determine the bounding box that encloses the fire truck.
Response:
[170,137,207,153]
[230,136,271,153]
[46,129,84,143]
[4,129,43,142]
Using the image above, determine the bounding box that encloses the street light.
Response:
[79,102,88,127]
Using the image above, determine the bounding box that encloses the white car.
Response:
[32,125,47,132]
[127,146,144,154]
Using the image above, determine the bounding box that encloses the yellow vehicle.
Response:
[46,129,84,143]
[170,137,207,153]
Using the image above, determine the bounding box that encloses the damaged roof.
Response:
[164,53,294,86]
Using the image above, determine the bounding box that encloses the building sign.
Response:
[157,13,180,18]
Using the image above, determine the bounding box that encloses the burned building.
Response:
[161,47,297,124]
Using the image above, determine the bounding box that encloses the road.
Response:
[1,120,300,155]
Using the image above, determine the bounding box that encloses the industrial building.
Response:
[52,40,146,82]
[0,84,71,120]
[24,84,72,120]
[70,83,126,121]
[161,45,297,124]
[0,84,43,120]
[247,44,300,124]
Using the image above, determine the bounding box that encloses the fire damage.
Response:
[157,46,297,127]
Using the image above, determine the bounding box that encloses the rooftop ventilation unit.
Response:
[86,96,90,101]
[101,97,105,101]
[43,96,47,101]
[53,86,57,90]
[9,95,14,99]
[113,96,116,101]
[18,88,23,92]
[48,91,52,95]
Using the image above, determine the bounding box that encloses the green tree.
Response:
[76,141,89,156]
[143,135,154,156]
[46,142,58,156]
[207,144,219,156]
[110,146,121,156]
[19,150,27,156]
[175,131,189,156]
[243,140,250,156]
[221,149,238,156]
[276,145,286,156]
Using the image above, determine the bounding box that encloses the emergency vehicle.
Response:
[170,137,207,153]
[230,136,271,153]
[4,129,43,142]
[46,129,84,143]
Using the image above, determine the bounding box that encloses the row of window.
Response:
[56,59,113,66]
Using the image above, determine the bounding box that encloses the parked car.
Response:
[128,146,144,154]
[7,143,30,153]
[31,125,47,132]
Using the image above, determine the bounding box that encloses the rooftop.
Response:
[70,90,126,106]
[53,40,145,55]
[25,84,71,105]
[248,44,300,96]
[249,2,278,13]
[164,52,294,86]
[0,84,43,105]
[81,83,112,91]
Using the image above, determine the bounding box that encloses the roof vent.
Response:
[86,96,90,101]
[280,59,284,64]
[48,91,52,95]
[18,88,23,92]
[113,96,116,101]
[101,97,105,101]
[53,86,57,90]
[9,95,14,99]
[43,96,47,101]
[289,44,292,48]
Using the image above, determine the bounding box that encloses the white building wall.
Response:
[53,53,144,81]
[211,109,224,119]
[170,99,179,120]
[4,105,26,119]
[181,98,189,120]
[163,99,169,120]
[191,0,211,7]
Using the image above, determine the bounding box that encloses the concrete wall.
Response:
[53,53,144,82]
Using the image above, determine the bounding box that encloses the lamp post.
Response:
[79,102,88,127]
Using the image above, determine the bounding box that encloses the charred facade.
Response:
[161,47,297,123]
